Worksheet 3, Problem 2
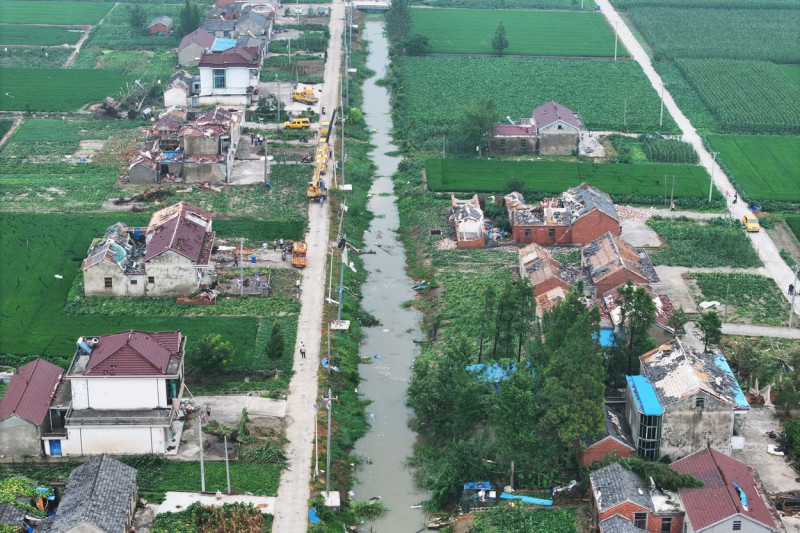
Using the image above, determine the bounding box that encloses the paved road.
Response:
[596,0,799,322]
[721,323,800,339]
[271,3,345,531]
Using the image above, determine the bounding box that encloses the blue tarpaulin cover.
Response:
[211,38,237,51]
[464,481,492,490]
[500,492,553,506]
[309,507,321,524]
[626,375,664,415]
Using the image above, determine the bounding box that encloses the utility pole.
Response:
[224,434,231,494]
[790,265,799,328]
[313,403,320,479]
[324,388,339,500]
[337,235,346,321]
[198,417,205,492]
[708,151,717,202]
[614,21,619,61]
[239,237,244,296]
[276,74,282,123]
[659,82,665,128]
[264,138,270,185]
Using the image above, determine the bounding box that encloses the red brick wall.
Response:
[511,224,568,245]
[580,438,634,467]
[567,211,620,244]
[595,270,649,297]
[457,237,485,249]
[532,277,570,297]
[148,23,170,35]
[595,502,683,533]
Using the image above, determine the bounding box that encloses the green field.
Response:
[612,0,799,10]
[417,0,596,9]
[0,47,72,68]
[0,1,113,25]
[81,3,182,51]
[779,65,800,87]
[0,24,83,46]
[0,120,12,139]
[627,7,799,63]
[394,56,674,150]
[425,158,715,201]
[676,59,800,135]
[0,68,129,111]
[706,135,800,203]
[787,217,800,241]
[647,218,762,268]
[691,272,790,326]
[410,9,625,57]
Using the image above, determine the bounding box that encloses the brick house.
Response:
[671,447,777,533]
[147,16,174,36]
[580,407,635,467]
[590,462,684,533]
[490,123,538,155]
[490,100,585,156]
[518,243,570,297]
[583,232,650,297]
[507,183,620,245]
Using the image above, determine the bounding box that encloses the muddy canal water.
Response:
[351,19,428,531]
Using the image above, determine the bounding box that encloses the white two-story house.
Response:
[198,46,262,106]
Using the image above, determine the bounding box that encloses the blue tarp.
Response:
[626,375,663,415]
[466,362,533,383]
[595,329,616,347]
[161,151,183,161]
[714,354,750,410]
[500,493,553,506]
[464,481,492,490]
[211,38,237,51]
[308,507,321,524]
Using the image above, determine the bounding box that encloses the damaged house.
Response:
[583,232,654,297]
[518,243,570,297]
[506,183,620,245]
[580,406,636,468]
[163,70,199,108]
[490,100,585,156]
[42,330,186,457]
[450,195,485,249]
[82,202,216,297]
[625,339,749,460]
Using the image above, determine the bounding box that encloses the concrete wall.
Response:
[183,135,221,155]
[539,131,579,155]
[183,161,227,184]
[84,263,146,297]
[129,164,157,184]
[0,416,41,456]
[145,250,201,295]
[661,392,734,459]
[164,87,188,108]
[456,236,485,249]
[197,93,250,106]
[178,43,205,67]
[489,137,537,156]
[73,377,166,409]
[63,426,167,455]
[581,437,634,467]
[200,66,253,96]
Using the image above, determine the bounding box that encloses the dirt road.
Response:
[270,2,345,531]
[596,0,799,321]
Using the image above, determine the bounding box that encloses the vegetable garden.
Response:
[417,0,596,9]
[410,9,625,57]
[393,56,677,151]
[706,135,800,203]
[0,1,113,25]
[646,217,762,268]
[690,273,791,326]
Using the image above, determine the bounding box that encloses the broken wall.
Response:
[661,392,735,459]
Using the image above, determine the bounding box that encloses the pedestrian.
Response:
[297,286,302,298]
[295,279,301,288]
[273,238,278,250]
[733,194,738,204]
[670,200,675,212]
[300,346,306,358]
[251,136,255,145]
[790,283,795,296]
[206,404,211,418]
[280,238,284,248]
[200,411,205,423]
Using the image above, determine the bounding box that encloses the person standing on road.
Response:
[206,404,211,418]
[300,346,306,358]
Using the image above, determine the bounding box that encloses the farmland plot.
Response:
[706,135,800,203]
[626,7,799,63]
[410,9,624,57]
[612,0,797,8]
[646,218,762,268]
[0,47,72,68]
[0,25,83,46]
[676,59,800,135]
[417,0,596,9]
[691,273,790,326]
[83,3,182,51]
[394,56,675,150]
[0,1,112,25]
[0,68,129,111]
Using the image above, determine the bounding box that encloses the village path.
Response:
[0,118,22,151]
[720,323,800,339]
[596,0,800,321]
[63,2,118,68]
[270,2,345,532]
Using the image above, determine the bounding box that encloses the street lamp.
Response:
[708,151,717,203]
[659,82,665,128]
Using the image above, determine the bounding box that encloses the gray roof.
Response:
[601,515,650,533]
[204,18,236,32]
[40,455,136,533]
[0,502,26,526]
[590,463,653,513]
[149,16,173,27]
[533,100,584,130]
[591,406,634,449]
[237,11,267,27]
[568,182,618,221]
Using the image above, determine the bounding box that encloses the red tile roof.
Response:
[0,359,63,425]
[84,330,183,376]
[144,216,208,262]
[494,123,537,137]
[671,447,776,532]
[198,46,260,67]
[533,100,584,130]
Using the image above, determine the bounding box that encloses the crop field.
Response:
[0,1,113,25]
[0,213,261,365]
[626,7,799,63]
[425,158,715,199]
[0,47,72,68]
[394,56,674,149]
[779,65,800,87]
[646,217,762,268]
[706,135,800,202]
[0,120,12,139]
[691,273,790,326]
[410,9,624,57]
[611,0,797,7]
[0,25,83,46]
[418,0,596,9]
[653,62,718,132]
[3,118,145,156]
[0,68,129,111]
[787,217,800,242]
[676,59,800,135]
[82,3,182,51]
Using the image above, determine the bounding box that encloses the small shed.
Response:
[148,16,174,36]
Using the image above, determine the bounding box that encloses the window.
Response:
[524,229,531,238]
[696,397,705,408]
[104,277,112,288]
[148,276,155,284]
[633,513,648,529]
[637,413,662,460]
[130,279,137,285]
[213,69,226,89]
[548,229,556,238]
[733,521,741,531]
[661,517,673,533]
[520,138,528,150]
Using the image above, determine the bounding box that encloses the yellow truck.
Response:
[291,87,319,104]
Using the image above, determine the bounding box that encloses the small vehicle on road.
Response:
[283,117,311,130]
[291,242,307,268]
[742,214,760,232]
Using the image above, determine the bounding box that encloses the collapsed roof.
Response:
[508,183,618,227]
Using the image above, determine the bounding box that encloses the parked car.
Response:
[742,214,760,232]
[283,117,311,129]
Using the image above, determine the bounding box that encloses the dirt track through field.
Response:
[63,2,118,68]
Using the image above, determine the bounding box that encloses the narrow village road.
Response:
[596,0,799,320]
[270,2,345,531]
[720,323,800,339]
[63,2,118,68]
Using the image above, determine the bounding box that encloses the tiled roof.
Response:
[672,447,776,532]
[80,330,183,376]
[0,501,27,526]
[39,455,136,533]
[178,28,215,50]
[583,232,647,287]
[640,339,749,410]
[144,215,208,262]
[148,201,214,229]
[590,462,654,513]
[533,100,584,130]
[237,11,267,27]
[203,18,236,32]
[600,515,649,533]
[494,123,537,137]
[0,359,63,425]
[149,16,173,27]
[569,183,618,222]
[597,406,635,449]
[198,46,260,67]
[535,286,568,315]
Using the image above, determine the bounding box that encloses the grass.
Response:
[706,135,800,203]
[0,48,72,68]
[0,25,83,46]
[646,217,762,268]
[691,273,791,326]
[0,120,13,139]
[0,1,113,25]
[0,68,129,111]
[788,217,800,242]
[410,9,626,57]
[778,65,800,87]
[425,158,716,202]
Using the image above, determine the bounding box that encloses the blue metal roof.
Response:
[626,375,663,416]
[713,354,750,410]
[211,38,237,52]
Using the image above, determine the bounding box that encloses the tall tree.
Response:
[615,280,657,376]
[265,321,285,364]
[127,5,147,35]
[455,97,498,156]
[187,334,234,374]
[179,0,202,38]
[696,311,722,352]
[491,21,509,56]
[385,0,412,46]
[477,285,497,363]
[512,280,536,362]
